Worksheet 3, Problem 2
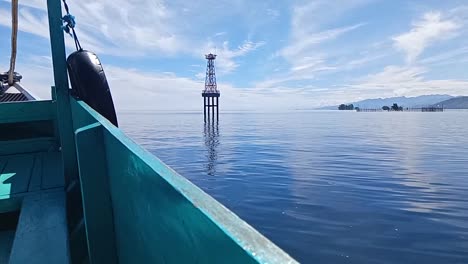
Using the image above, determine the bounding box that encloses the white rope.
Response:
[8,0,18,86]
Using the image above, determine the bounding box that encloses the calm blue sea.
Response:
[120,110,468,263]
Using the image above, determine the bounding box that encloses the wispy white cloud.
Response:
[0,0,232,56]
[18,57,329,111]
[280,23,365,60]
[66,0,187,55]
[2,0,46,10]
[393,12,460,63]
[281,0,369,67]
[345,53,387,68]
[0,0,266,77]
[16,56,468,111]
[0,0,184,55]
[256,55,336,88]
[261,3,468,103]
[100,65,338,111]
[261,65,468,108]
[290,0,372,33]
[0,7,49,39]
[266,8,279,19]
[262,0,371,88]
[346,65,468,99]
[213,32,226,37]
[419,46,468,66]
[261,22,366,88]
[3,0,468,110]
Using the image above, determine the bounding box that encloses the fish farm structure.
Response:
[356,106,444,112]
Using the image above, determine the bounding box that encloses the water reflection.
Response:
[203,119,220,176]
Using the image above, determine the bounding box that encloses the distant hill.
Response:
[433,96,468,109]
[320,94,454,110]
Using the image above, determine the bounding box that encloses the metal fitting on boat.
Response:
[0,71,22,84]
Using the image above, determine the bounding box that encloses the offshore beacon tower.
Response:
[202,53,220,121]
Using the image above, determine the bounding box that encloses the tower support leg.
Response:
[216,97,219,121]
[207,96,211,121]
[211,97,215,121]
[203,97,206,121]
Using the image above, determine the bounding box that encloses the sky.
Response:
[1,0,468,111]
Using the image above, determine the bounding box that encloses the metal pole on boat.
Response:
[47,0,78,182]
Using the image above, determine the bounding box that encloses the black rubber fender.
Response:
[67,50,118,127]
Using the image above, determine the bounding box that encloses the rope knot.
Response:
[60,0,82,51]
[61,14,76,37]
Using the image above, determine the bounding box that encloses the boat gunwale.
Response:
[73,98,297,264]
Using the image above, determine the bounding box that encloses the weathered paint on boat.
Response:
[0,0,298,263]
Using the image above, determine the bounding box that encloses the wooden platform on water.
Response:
[356,107,444,112]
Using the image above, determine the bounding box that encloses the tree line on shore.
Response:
[338,103,403,111]
[382,103,403,111]
[338,104,356,110]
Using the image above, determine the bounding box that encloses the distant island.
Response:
[337,103,440,112]
[338,104,356,110]
[324,94,468,110]
[382,103,403,111]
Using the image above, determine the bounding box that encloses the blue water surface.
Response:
[120,110,468,263]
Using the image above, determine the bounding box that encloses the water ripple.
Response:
[120,111,468,263]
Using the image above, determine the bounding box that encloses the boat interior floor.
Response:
[0,151,70,263]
